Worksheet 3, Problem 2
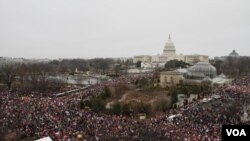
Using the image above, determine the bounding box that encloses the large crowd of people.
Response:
[150,76,250,141]
[0,74,250,141]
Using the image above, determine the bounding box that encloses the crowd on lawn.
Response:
[0,74,250,141]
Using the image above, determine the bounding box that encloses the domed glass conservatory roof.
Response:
[188,62,217,78]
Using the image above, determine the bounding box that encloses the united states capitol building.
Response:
[133,35,209,68]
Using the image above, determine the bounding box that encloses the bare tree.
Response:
[0,63,17,89]
[114,64,121,75]
[16,63,27,83]
[27,63,40,84]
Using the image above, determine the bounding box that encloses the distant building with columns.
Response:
[214,49,246,61]
[133,34,209,68]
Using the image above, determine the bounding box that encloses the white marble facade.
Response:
[133,34,209,68]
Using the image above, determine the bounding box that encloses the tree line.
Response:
[0,58,133,90]
[212,57,250,77]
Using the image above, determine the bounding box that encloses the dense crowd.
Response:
[150,76,250,141]
[0,74,250,141]
[8,85,81,97]
[153,76,250,141]
[0,74,156,140]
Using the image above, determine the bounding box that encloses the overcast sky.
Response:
[0,0,250,59]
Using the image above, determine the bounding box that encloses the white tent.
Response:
[35,137,52,141]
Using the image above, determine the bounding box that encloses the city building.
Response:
[160,70,183,87]
[162,35,176,57]
[133,34,210,68]
[133,55,152,63]
[160,62,218,85]
[184,55,209,65]
[152,34,185,64]
[141,62,153,69]
[229,49,239,57]
[214,49,241,61]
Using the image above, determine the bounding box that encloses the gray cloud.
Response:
[0,0,250,59]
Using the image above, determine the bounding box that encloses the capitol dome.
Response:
[163,34,176,56]
[164,39,175,47]
[229,49,239,57]
[188,62,217,78]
